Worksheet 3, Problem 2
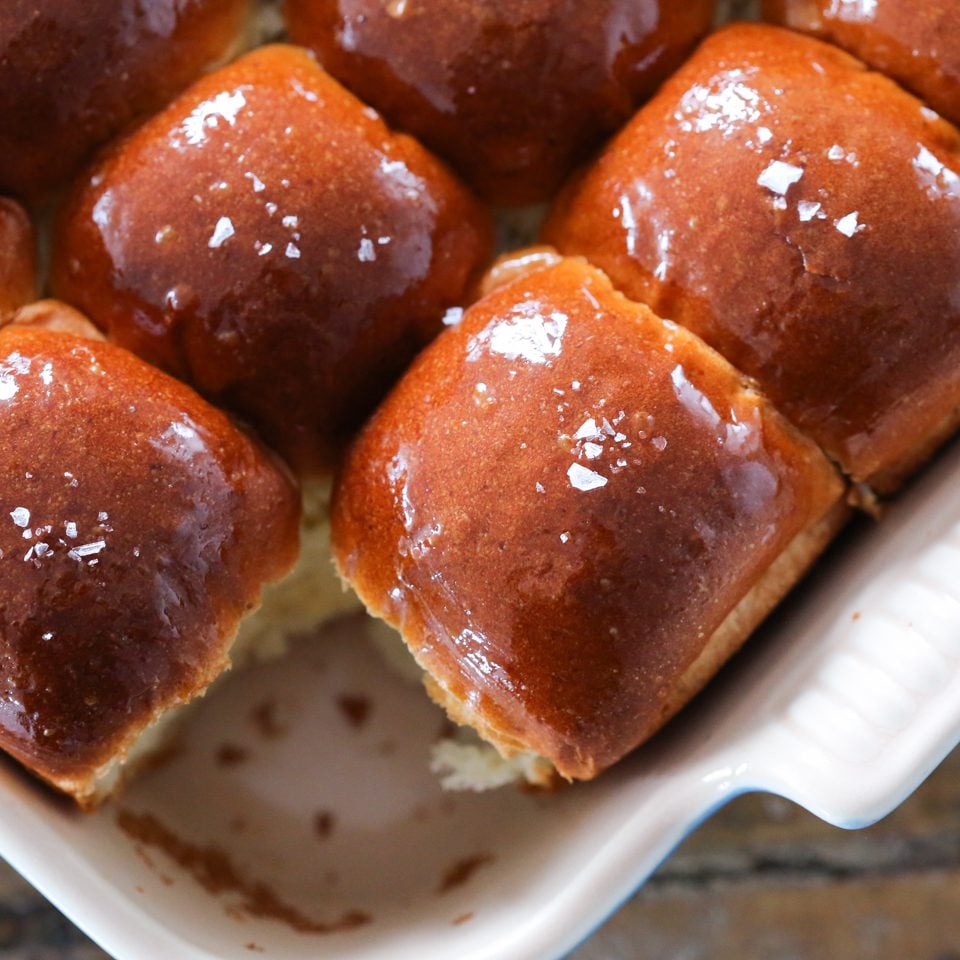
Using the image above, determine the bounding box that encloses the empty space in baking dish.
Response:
[0,432,958,960]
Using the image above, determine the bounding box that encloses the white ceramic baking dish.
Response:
[7,2,959,957]
[0,429,958,960]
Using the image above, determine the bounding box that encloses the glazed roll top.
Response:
[332,257,843,780]
[0,314,299,804]
[0,0,250,201]
[0,199,37,317]
[284,0,715,205]
[543,24,960,491]
[764,0,960,127]
[51,44,492,476]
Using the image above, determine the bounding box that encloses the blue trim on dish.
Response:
[559,727,960,960]
[557,784,757,960]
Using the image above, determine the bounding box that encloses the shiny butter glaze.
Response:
[51,44,493,476]
[332,258,841,779]
[0,199,37,317]
[0,319,299,799]
[284,0,715,205]
[544,24,960,489]
[764,0,960,127]
[0,0,249,201]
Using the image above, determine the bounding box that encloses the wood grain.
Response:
[571,747,960,959]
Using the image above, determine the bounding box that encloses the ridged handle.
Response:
[731,444,960,827]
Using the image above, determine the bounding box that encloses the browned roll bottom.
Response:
[284,0,715,205]
[764,0,960,128]
[51,44,493,477]
[332,257,844,781]
[0,307,300,805]
[0,0,250,201]
[543,24,960,492]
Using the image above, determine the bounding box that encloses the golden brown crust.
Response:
[8,300,104,341]
[51,44,493,476]
[764,0,960,126]
[477,247,564,300]
[284,0,715,205]
[332,257,843,780]
[543,24,960,490]
[0,199,37,319]
[0,321,300,803]
[0,0,250,201]
[664,498,848,724]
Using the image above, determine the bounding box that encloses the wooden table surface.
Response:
[2,746,958,959]
[571,747,960,960]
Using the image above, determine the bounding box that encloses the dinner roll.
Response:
[51,44,492,476]
[0,0,250,201]
[764,0,960,127]
[0,199,37,317]
[332,257,844,782]
[284,0,715,205]
[543,24,960,491]
[0,306,299,806]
